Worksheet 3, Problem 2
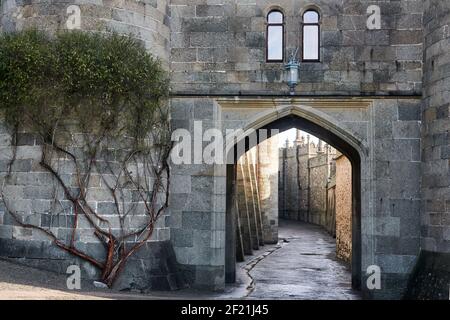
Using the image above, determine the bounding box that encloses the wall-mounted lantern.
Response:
[284,48,300,95]
[285,60,299,94]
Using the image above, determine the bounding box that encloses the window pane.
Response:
[268,11,283,24]
[303,25,319,60]
[268,25,283,60]
[303,10,319,23]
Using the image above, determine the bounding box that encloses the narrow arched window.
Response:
[302,10,320,61]
[267,10,284,62]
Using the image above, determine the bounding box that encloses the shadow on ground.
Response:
[0,220,361,300]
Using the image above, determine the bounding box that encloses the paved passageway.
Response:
[246,220,360,300]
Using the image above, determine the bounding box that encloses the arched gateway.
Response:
[167,96,423,299]
[223,104,366,291]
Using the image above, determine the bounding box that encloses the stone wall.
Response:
[278,136,336,228]
[278,141,300,220]
[168,97,227,290]
[326,179,336,237]
[0,0,170,66]
[0,122,180,291]
[405,0,450,300]
[170,0,423,96]
[335,154,352,264]
[236,149,263,254]
[258,136,279,244]
[233,141,279,259]
[309,144,335,226]
[0,0,434,299]
[421,0,450,257]
[0,0,175,291]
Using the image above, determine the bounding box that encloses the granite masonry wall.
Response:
[335,154,353,264]
[258,136,279,244]
[405,0,450,299]
[234,147,268,259]
[0,0,177,291]
[2,0,447,300]
[0,0,170,66]
[167,0,425,298]
[0,124,182,291]
[170,0,423,96]
[279,137,335,226]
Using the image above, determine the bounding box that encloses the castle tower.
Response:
[294,129,302,146]
[407,0,450,299]
[0,0,174,292]
[0,0,170,66]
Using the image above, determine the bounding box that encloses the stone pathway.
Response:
[245,219,361,300]
[0,220,361,300]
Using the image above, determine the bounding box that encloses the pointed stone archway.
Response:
[223,104,369,291]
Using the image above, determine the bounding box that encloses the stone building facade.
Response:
[0,0,449,299]
[279,135,336,226]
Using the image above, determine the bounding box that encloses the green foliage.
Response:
[0,29,57,125]
[0,29,169,144]
[0,30,172,285]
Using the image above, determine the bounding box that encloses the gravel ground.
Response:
[0,258,111,300]
[0,258,241,300]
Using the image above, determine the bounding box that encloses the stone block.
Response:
[376,254,417,274]
[182,211,211,230]
[157,228,170,241]
[375,217,400,237]
[194,265,224,289]
[392,121,421,139]
[196,5,224,17]
[171,48,197,62]
[390,30,422,45]
[398,101,421,121]
[0,225,13,239]
[172,228,193,247]
[193,229,211,248]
